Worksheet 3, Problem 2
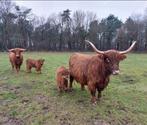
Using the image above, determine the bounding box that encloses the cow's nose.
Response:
[112,70,120,75]
[16,56,20,59]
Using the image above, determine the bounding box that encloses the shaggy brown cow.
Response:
[69,40,136,103]
[9,48,26,73]
[26,59,45,73]
[56,66,69,92]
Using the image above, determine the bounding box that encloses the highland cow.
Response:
[8,48,26,73]
[56,66,70,92]
[69,40,136,103]
[26,58,45,73]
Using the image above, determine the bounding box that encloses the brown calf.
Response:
[8,48,26,73]
[69,40,136,103]
[56,66,69,92]
[26,59,45,73]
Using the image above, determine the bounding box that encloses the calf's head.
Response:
[62,69,70,80]
[36,59,45,69]
[86,40,136,75]
[9,48,26,59]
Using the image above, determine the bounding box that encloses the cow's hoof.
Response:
[81,88,85,91]
[97,98,101,102]
[91,97,97,105]
[68,88,73,92]
[64,88,69,92]
[92,101,97,106]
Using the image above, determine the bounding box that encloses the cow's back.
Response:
[69,53,92,84]
[26,59,36,66]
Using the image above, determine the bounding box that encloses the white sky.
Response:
[14,1,147,22]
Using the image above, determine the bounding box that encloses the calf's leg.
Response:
[64,80,68,92]
[26,64,31,73]
[69,75,74,90]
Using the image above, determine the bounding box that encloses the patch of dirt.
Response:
[93,120,110,125]
[0,99,11,106]
[119,74,138,84]
[77,99,85,103]
[33,93,51,114]
[43,80,50,85]
[33,93,49,104]
[119,117,138,125]
[0,84,21,94]
[21,97,30,104]
[58,112,71,125]
[0,76,9,81]
[31,80,36,83]
[115,101,128,112]
[142,71,147,77]
[90,113,110,125]
[75,99,90,108]
[20,83,33,90]
[0,113,24,125]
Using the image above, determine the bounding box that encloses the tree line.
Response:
[0,0,147,52]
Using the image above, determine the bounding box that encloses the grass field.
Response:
[0,52,147,125]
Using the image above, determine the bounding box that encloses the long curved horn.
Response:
[8,49,15,52]
[85,40,104,54]
[20,48,26,52]
[119,41,136,54]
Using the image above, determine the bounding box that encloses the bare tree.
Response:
[0,0,16,49]
[85,11,97,32]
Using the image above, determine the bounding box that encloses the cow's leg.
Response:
[58,86,63,93]
[36,68,41,74]
[88,83,97,104]
[12,65,14,71]
[17,65,21,73]
[11,62,14,71]
[69,75,74,90]
[97,90,102,101]
[15,66,19,73]
[28,67,32,73]
[81,84,85,91]
[57,85,62,93]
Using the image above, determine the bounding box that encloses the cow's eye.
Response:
[106,58,110,63]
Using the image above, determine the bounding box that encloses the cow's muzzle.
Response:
[112,70,120,75]
[16,55,20,59]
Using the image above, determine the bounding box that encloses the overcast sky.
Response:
[14,1,147,22]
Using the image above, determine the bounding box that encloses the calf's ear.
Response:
[118,54,127,61]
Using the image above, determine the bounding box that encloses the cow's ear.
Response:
[97,54,104,60]
[118,54,127,61]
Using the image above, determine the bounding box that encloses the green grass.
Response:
[0,52,147,125]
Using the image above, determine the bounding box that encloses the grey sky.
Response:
[14,1,147,22]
